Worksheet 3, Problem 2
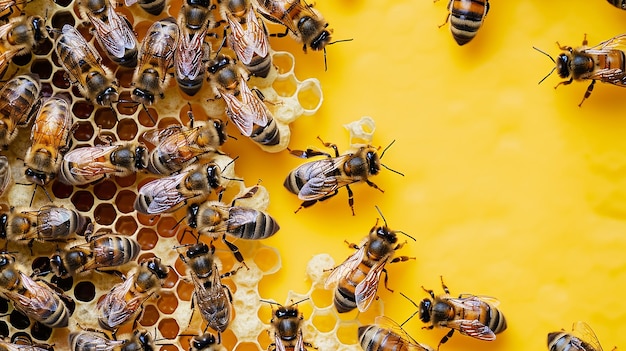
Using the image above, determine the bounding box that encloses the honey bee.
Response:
[284,138,401,215]
[206,54,273,139]
[124,0,165,16]
[54,24,119,106]
[189,332,226,351]
[134,155,237,214]
[49,233,141,278]
[324,210,414,313]
[0,74,41,147]
[359,316,434,351]
[265,299,311,351]
[97,257,169,330]
[131,17,180,106]
[548,322,604,351]
[414,276,507,348]
[78,0,139,67]
[58,141,148,186]
[535,34,626,107]
[219,0,272,78]
[0,337,53,351]
[608,0,626,9]
[0,253,72,328]
[142,113,227,175]
[0,156,11,196]
[0,15,47,55]
[178,242,238,335]
[438,0,489,46]
[24,95,72,186]
[252,0,332,53]
[69,328,155,351]
[0,205,91,245]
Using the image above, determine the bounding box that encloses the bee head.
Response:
[96,85,119,107]
[31,16,48,43]
[275,306,298,319]
[186,242,209,259]
[556,53,571,78]
[49,252,68,278]
[0,213,7,239]
[131,87,155,106]
[365,149,381,176]
[0,253,14,268]
[205,163,222,190]
[187,203,200,229]
[143,257,169,279]
[213,119,228,146]
[25,166,53,186]
[133,330,154,351]
[207,54,232,75]
[135,145,148,170]
[418,298,432,323]
[191,333,217,349]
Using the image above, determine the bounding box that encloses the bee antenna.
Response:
[374,205,388,227]
[322,39,353,71]
[142,104,156,125]
[260,299,281,306]
[533,46,558,85]
[171,215,187,231]
[397,230,416,242]
[381,163,405,177]
[291,297,309,306]
[399,292,420,327]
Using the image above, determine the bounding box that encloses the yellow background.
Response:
[244,0,626,350]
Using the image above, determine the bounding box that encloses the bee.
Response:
[252,0,332,52]
[284,138,401,215]
[132,17,180,106]
[0,74,41,148]
[69,328,155,351]
[438,0,489,46]
[142,112,227,175]
[535,34,626,107]
[124,0,165,16]
[134,155,237,214]
[0,205,91,245]
[58,141,148,186]
[0,253,72,328]
[78,0,139,67]
[265,299,311,351]
[608,0,626,9]
[189,332,226,351]
[97,257,169,330]
[414,276,507,348]
[0,337,53,351]
[0,15,47,55]
[220,0,272,78]
[206,54,273,141]
[178,242,238,335]
[359,316,434,351]
[548,322,604,351]
[49,233,141,278]
[24,95,72,186]
[0,156,11,196]
[54,24,118,106]
[324,209,414,313]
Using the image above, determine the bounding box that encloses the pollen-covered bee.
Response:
[438,0,489,46]
[252,0,332,53]
[608,0,626,9]
[535,34,626,106]
[78,0,139,67]
[548,321,604,351]
[69,328,155,351]
[0,205,91,245]
[220,0,272,78]
[325,210,414,313]
[134,155,237,214]
[54,24,118,106]
[58,141,148,186]
[359,316,434,351]
[414,276,507,348]
[284,138,400,215]
[0,156,11,196]
[24,95,72,186]
[265,299,311,351]
[132,17,180,106]
[0,253,72,328]
[97,257,169,330]
[0,74,41,147]
[189,332,226,351]
[142,113,227,175]
[206,54,273,141]
[49,233,141,278]
[178,242,238,335]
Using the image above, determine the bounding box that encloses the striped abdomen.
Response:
[608,0,626,9]
[448,0,489,45]
[334,260,373,313]
[547,331,596,351]
[227,207,280,240]
[251,115,280,146]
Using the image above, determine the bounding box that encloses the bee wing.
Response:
[0,20,14,43]
[324,244,366,289]
[35,206,72,235]
[143,22,179,81]
[221,91,254,136]
[89,6,137,59]
[446,319,496,341]
[64,145,120,176]
[239,77,269,127]
[139,172,193,214]
[273,333,287,351]
[297,156,352,200]
[176,30,206,79]
[97,275,142,328]
[227,14,255,65]
[142,125,184,145]
[7,273,61,318]
[458,294,500,307]
[251,0,300,35]
[355,254,390,312]
[247,11,269,58]
[572,321,604,351]
[225,206,257,232]
[124,0,137,5]
[0,50,16,77]
[59,24,102,66]
[372,316,434,351]
[294,329,306,351]
[0,340,51,351]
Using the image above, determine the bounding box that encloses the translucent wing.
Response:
[226,14,255,65]
[239,77,269,127]
[97,275,142,328]
[221,91,253,136]
[30,97,71,152]
[142,124,185,145]
[251,0,300,34]
[89,5,137,59]
[63,145,119,176]
[372,316,434,351]
[176,30,206,80]
[572,321,603,351]
[0,339,52,351]
[295,156,352,200]
[56,24,103,82]
[445,296,496,341]
[226,206,257,233]
[324,244,366,289]
[355,254,390,312]
[138,172,194,214]
[588,33,626,52]
[9,274,61,318]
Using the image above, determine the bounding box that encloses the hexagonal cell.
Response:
[310,288,333,309]
[336,322,359,346]
[115,189,137,213]
[30,59,53,80]
[74,281,96,302]
[73,121,95,141]
[138,108,158,128]
[272,52,295,75]
[138,304,160,327]
[115,215,138,235]
[157,318,179,339]
[176,279,194,302]
[9,310,30,329]
[116,92,138,115]
[156,216,179,238]
[115,173,137,187]
[12,53,31,67]
[94,108,118,129]
[93,180,117,201]
[71,190,94,212]
[117,118,139,140]
[137,228,158,250]
[52,70,71,90]
[51,11,76,29]
[252,247,280,274]
[234,342,261,351]
[311,310,337,333]
[156,290,178,314]
[94,203,117,225]
[30,323,52,341]
[272,74,298,98]
[297,79,323,113]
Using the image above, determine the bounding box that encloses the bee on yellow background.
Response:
[410,276,507,349]
[265,299,311,351]
[548,321,605,351]
[438,0,489,46]
[0,253,72,328]
[132,17,180,106]
[359,316,434,351]
[536,34,626,106]
[608,0,626,9]
[78,0,138,67]
[0,74,41,147]
[24,95,72,186]
[325,209,414,313]
[54,24,119,106]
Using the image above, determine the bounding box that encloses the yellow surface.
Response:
[246,1,626,350]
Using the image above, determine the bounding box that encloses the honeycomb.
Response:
[0,0,363,349]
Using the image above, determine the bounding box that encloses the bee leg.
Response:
[269,27,289,38]
[438,12,451,29]
[421,286,436,299]
[554,77,573,90]
[390,256,415,265]
[365,180,384,193]
[316,136,340,157]
[439,276,451,295]
[437,329,455,351]
[343,240,359,250]
[289,148,332,159]
[346,184,355,216]
[221,234,246,266]
[381,268,393,293]
[578,80,595,107]
[294,199,317,213]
